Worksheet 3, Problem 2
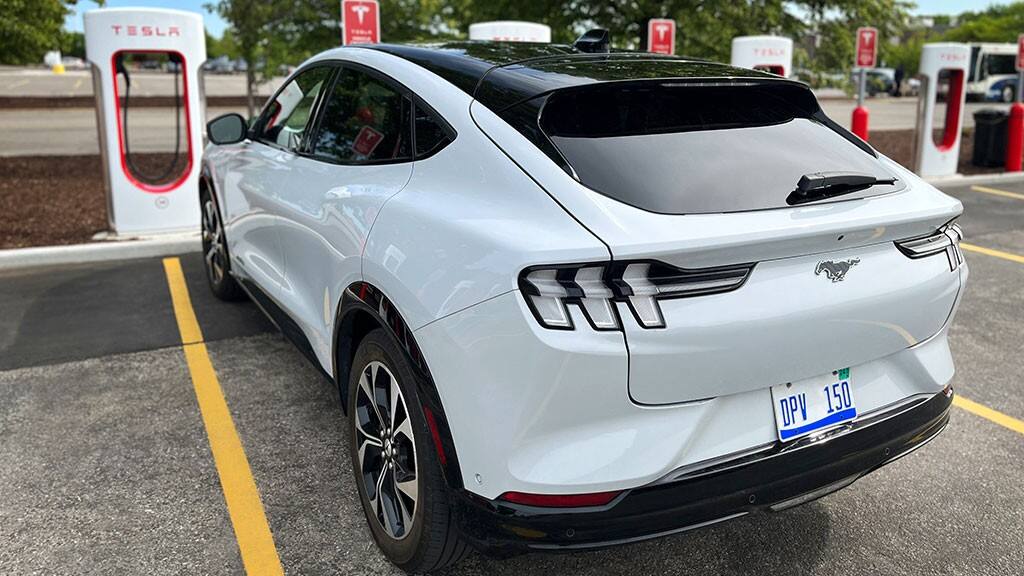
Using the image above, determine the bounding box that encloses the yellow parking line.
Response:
[970,185,1024,201]
[162,257,284,576]
[960,243,1024,265]
[954,396,1024,436]
[7,79,28,89]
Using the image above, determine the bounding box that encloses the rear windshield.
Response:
[539,82,901,214]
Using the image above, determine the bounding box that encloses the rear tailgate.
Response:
[475,74,964,405]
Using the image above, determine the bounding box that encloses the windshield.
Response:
[539,82,901,214]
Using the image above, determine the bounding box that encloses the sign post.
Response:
[1018,34,1024,101]
[341,0,380,45]
[852,26,877,141]
[646,19,675,55]
[1005,34,1024,172]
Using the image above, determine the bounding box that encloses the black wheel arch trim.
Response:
[334,281,465,491]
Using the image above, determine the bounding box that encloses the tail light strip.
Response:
[895,222,964,271]
[519,260,754,331]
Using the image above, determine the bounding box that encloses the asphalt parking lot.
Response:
[2,181,1023,575]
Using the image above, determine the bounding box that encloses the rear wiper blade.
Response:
[787,171,897,206]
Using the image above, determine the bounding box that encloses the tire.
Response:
[200,186,244,301]
[348,329,468,573]
[1002,85,1016,104]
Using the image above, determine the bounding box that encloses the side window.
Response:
[312,68,412,163]
[414,103,452,158]
[257,67,332,152]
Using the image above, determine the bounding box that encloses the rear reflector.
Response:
[423,406,447,466]
[499,490,622,508]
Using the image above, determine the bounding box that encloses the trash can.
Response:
[973,109,1009,167]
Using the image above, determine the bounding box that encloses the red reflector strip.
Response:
[423,406,447,466]
[499,490,622,508]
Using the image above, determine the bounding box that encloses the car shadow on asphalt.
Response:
[444,501,832,576]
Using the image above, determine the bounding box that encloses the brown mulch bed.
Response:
[869,128,1003,177]
[0,131,1010,249]
[0,154,184,250]
[0,155,107,249]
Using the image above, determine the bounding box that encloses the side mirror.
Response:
[207,113,248,145]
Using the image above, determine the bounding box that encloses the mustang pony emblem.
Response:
[815,259,860,283]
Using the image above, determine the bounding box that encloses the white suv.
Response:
[201,38,966,573]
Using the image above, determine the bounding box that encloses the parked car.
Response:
[60,56,87,70]
[203,55,236,74]
[852,69,895,96]
[202,37,966,573]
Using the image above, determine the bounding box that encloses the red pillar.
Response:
[1006,102,1024,172]
[852,106,869,141]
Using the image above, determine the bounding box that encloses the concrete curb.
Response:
[925,171,1024,188]
[0,233,201,271]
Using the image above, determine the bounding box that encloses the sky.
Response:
[64,0,1012,39]
[65,1,228,37]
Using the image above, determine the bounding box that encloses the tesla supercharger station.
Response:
[468,21,551,43]
[914,43,970,178]
[730,36,793,77]
[85,8,206,236]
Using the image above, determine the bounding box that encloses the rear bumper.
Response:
[453,387,953,553]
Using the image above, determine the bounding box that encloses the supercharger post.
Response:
[852,27,877,141]
[730,36,793,77]
[85,8,206,236]
[1005,34,1024,172]
[468,21,551,43]
[913,43,969,178]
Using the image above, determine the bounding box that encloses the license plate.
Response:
[771,368,856,442]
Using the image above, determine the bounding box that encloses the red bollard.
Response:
[1005,102,1024,172]
[851,106,869,141]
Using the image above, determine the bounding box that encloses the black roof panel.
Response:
[367,41,780,112]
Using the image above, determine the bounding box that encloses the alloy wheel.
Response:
[202,198,226,284]
[355,361,419,540]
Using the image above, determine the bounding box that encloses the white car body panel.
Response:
[275,155,412,367]
[206,144,288,295]
[416,279,962,499]
[625,241,961,405]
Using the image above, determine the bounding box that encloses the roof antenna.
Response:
[573,29,610,53]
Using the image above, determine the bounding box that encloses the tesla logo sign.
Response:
[110,25,181,37]
[647,19,675,55]
[855,27,877,68]
[341,0,380,45]
[353,125,384,156]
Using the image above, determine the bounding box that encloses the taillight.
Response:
[895,222,964,271]
[519,260,753,331]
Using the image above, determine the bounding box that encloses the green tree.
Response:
[0,0,95,65]
[799,0,914,74]
[59,30,86,59]
[944,2,1024,43]
[207,0,298,116]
